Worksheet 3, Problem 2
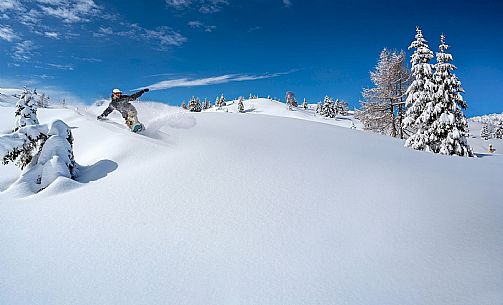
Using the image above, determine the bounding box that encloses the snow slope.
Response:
[208,97,361,129]
[0,89,19,107]
[0,100,502,305]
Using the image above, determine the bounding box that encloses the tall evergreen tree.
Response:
[237,96,245,113]
[428,34,472,156]
[403,27,436,151]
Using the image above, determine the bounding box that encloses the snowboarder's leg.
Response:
[118,103,142,131]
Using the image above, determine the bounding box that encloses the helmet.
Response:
[112,88,122,94]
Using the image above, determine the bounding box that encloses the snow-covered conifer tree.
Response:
[315,102,322,115]
[302,98,308,110]
[35,91,50,108]
[14,88,39,132]
[320,96,336,118]
[216,94,226,108]
[481,123,491,140]
[202,98,211,110]
[188,96,202,112]
[335,99,349,115]
[494,121,503,139]
[403,27,436,150]
[424,34,472,156]
[1,120,79,193]
[237,96,245,113]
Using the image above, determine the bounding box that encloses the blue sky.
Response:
[0,0,502,116]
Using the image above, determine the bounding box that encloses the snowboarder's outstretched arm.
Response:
[127,88,149,102]
[99,104,115,119]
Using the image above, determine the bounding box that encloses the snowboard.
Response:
[98,116,144,133]
[131,122,144,133]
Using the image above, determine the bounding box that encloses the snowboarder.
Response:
[97,88,149,132]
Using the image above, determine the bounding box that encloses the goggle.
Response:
[113,92,122,95]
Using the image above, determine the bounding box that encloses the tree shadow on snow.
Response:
[77,159,118,183]
[474,153,498,158]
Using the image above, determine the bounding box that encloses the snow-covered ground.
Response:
[0,97,502,305]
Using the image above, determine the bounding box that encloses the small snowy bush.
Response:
[188,96,202,112]
[216,94,226,108]
[237,97,245,113]
[285,91,297,110]
[335,99,349,116]
[302,98,308,110]
[14,88,39,132]
[320,96,336,118]
[0,120,79,193]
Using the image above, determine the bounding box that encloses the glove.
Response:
[143,88,150,93]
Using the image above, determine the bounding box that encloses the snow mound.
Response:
[206,97,361,129]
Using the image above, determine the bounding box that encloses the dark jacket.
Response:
[110,89,147,107]
[100,89,148,118]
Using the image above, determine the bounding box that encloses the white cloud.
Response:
[166,0,228,14]
[13,40,37,61]
[0,25,18,42]
[0,0,23,12]
[199,0,228,14]
[37,0,101,23]
[96,24,187,48]
[44,31,59,39]
[139,72,288,91]
[48,63,74,70]
[248,26,262,32]
[283,0,292,8]
[18,9,43,27]
[145,26,187,47]
[188,20,216,32]
[71,56,101,63]
[165,0,192,9]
